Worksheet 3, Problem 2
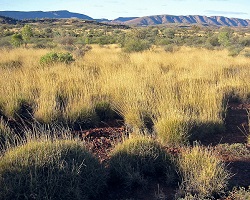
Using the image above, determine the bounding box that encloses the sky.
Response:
[0,0,249,20]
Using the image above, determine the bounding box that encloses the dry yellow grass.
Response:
[0,46,249,144]
[177,144,231,198]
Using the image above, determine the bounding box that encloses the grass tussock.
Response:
[0,135,106,200]
[177,144,231,199]
[108,135,177,189]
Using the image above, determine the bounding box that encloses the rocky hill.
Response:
[0,15,19,24]
[0,10,92,20]
[119,15,250,27]
[0,10,250,27]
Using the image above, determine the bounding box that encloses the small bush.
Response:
[164,44,180,53]
[0,36,11,47]
[33,43,47,49]
[0,139,106,200]
[228,45,244,57]
[244,51,250,58]
[177,144,231,199]
[40,52,75,65]
[108,136,177,189]
[10,33,23,47]
[123,39,151,52]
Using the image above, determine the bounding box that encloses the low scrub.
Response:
[123,39,151,52]
[228,44,244,57]
[0,139,106,200]
[40,52,75,65]
[164,44,180,53]
[108,136,177,189]
[177,144,231,199]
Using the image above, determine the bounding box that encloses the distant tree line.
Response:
[0,21,250,56]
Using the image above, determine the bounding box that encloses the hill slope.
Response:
[0,10,93,20]
[0,15,19,24]
[122,15,250,27]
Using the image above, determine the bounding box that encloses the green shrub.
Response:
[40,52,75,65]
[108,136,177,189]
[177,144,231,199]
[123,39,151,52]
[0,139,106,200]
[10,33,23,47]
[206,35,220,47]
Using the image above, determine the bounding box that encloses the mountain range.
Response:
[0,10,250,27]
[0,10,92,21]
[120,15,250,27]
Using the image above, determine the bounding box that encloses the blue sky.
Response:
[0,0,249,20]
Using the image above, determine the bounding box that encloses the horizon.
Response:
[0,0,250,20]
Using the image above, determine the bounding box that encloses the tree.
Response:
[218,28,233,47]
[21,24,33,47]
[218,31,230,47]
[11,33,23,47]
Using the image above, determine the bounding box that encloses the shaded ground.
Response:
[201,102,250,145]
[211,102,250,188]
[225,103,249,144]
[75,102,250,199]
